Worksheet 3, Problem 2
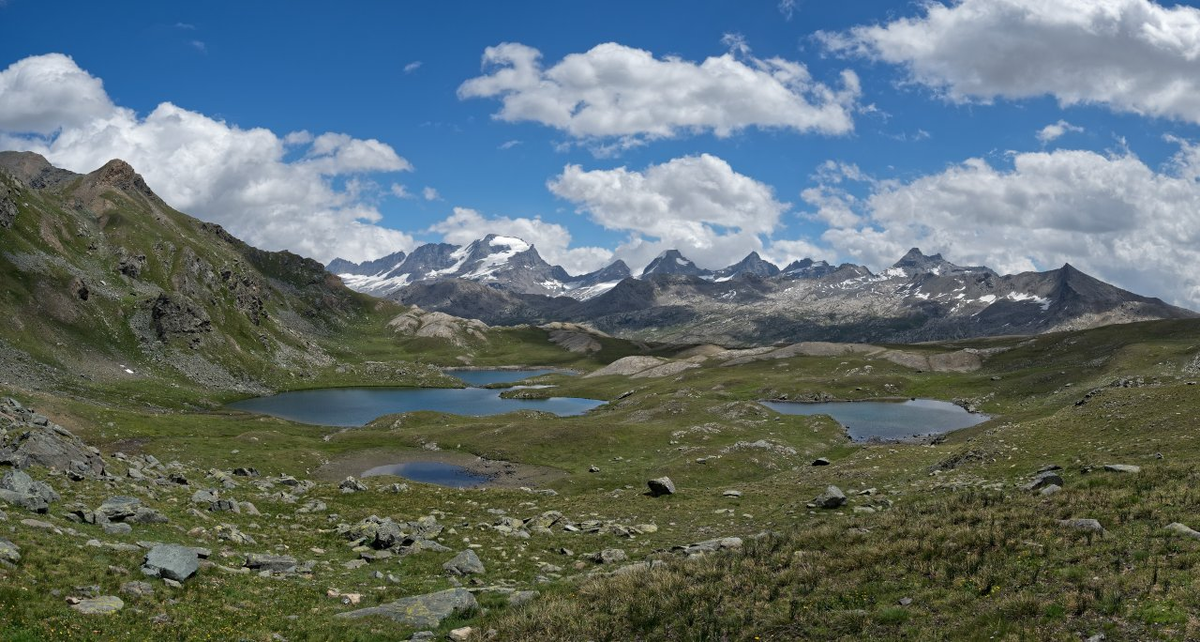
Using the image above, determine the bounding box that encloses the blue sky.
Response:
[2,0,1200,307]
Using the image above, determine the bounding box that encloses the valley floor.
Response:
[2,319,1200,641]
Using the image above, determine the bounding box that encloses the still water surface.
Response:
[761,398,989,441]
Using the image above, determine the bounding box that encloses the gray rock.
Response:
[232,467,259,477]
[0,418,106,478]
[128,507,169,524]
[1103,464,1141,474]
[336,588,479,628]
[0,469,58,512]
[811,457,831,466]
[443,549,485,576]
[339,476,367,493]
[1040,484,1062,496]
[1058,518,1105,533]
[1023,470,1064,491]
[0,488,48,513]
[215,524,255,545]
[1165,522,1200,540]
[675,537,743,556]
[103,522,133,536]
[71,596,124,615]
[647,477,676,497]
[190,488,219,504]
[722,489,743,498]
[0,537,19,564]
[811,485,846,509]
[142,544,199,582]
[97,496,141,521]
[120,581,154,598]
[245,553,298,573]
[590,548,628,564]
[210,499,240,513]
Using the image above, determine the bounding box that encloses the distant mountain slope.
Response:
[332,234,632,300]
[389,245,1197,345]
[0,152,378,393]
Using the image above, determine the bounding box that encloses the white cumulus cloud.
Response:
[0,53,115,134]
[429,207,612,274]
[810,145,1200,307]
[548,154,790,271]
[1037,120,1085,144]
[458,41,860,147]
[0,53,415,263]
[820,0,1200,124]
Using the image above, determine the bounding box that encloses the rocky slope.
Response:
[331,235,633,301]
[391,247,1196,345]
[0,152,381,394]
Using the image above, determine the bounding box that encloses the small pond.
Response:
[761,398,989,441]
[362,461,489,488]
[227,369,602,427]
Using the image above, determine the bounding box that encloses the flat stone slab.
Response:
[336,588,478,628]
[72,596,124,615]
[1103,464,1141,474]
[142,544,199,582]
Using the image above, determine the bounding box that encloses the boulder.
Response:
[142,544,199,582]
[443,549,485,576]
[339,476,368,493]
[647,477,676,497]
[0,537,19,564]
[128,507,169,524]
[0,469,59,512]
[1023,471,1064,492]
[120,581,154,598]
[0,488,48,513]
[97,496,141,521]
[0,411,106,478]
[590,548,628,564]
[190,488,219,505]
[1103,464,1141,474]
[811,457,831,466]
[336,588,479,628]
[811,486,847,509]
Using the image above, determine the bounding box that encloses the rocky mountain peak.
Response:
[84,158,156,199]
[0,151,77,189]
[715,252,781,279]
[642,250,708,278]
[893,247,945,269]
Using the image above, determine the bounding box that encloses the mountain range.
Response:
[330,239,1197,346]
